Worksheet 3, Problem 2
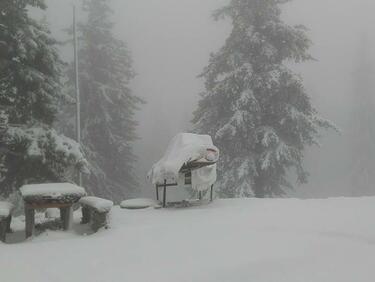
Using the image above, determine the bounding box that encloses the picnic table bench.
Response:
[79,196,113,232]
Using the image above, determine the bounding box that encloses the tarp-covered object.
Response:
[148,133,219,191]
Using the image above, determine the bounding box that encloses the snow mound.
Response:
[20,183,86,199]
[0,201,13,217]
[148,133,219,190]
[79,196,114,213]
[120,198,161,209]
[45,208,60,219]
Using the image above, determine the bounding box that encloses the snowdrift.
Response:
[1,197,375,282]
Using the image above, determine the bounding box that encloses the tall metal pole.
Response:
[73,5,82,186]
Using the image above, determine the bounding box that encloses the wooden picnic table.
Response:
[20,183,86,238]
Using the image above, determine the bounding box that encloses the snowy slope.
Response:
[1,197,375,282]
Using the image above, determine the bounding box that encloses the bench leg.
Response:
[81,206,91,224]
[0,220,6,242]
[25,207,35,239]
[91,212,107,232]
[6,216,11,233]
[60,206,73,230]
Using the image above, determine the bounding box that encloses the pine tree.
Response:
[0,0,87,197]
[193,0,334,198]
[349,36,375,196]
[64,0,142,201]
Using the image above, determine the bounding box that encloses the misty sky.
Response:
[43,0,375,198]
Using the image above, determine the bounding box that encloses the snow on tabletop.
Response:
[148,133,219,189]
[0,201,13,217]
[20,183,86,198]
[79,196,113,213]
[120,198,161,209]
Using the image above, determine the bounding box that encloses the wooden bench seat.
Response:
[79,196,113,232]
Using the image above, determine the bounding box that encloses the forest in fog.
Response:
[2,1,375,281]
[1,0,375,202]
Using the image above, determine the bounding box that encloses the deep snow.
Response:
[1,197,375,282]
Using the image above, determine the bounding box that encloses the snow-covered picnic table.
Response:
[20,183,86,238]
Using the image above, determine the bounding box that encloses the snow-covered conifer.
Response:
[0,0,88,197]
[193,0,334,198]
[63,0,143,201]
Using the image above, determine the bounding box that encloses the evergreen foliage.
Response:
[0,0,87,197]
[63,0,143,201]
[193,0,334,198]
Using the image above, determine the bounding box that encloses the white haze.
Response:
[43,0,375,198]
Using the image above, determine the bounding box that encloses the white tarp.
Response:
[148,133,219,191]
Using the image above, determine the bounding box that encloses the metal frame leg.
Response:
[163,179,167,208]
[156,185,159,201]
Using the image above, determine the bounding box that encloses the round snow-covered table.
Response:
[120,198,161,209]
[20,183,86,238]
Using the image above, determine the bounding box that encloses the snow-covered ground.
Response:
[1,197,375,282]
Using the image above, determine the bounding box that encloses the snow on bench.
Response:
[120,198,161,209]
[79,196,113,213]
[79,196,113,232]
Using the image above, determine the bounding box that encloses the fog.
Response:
[43,0,375,198]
